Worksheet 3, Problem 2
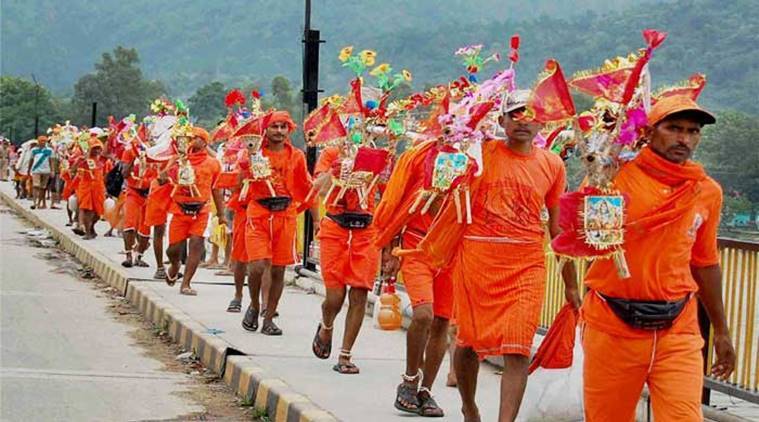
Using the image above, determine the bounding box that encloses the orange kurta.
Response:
[582,147,720,422]
[374,141,453,318]
[244,142,312,265]
[167,150,222,244]
[75,157,107,216]
[422,140,566,358]
[316,146,381,290]
[121,146,158,236]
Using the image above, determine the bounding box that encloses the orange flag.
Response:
[654,73,706,103]
[311,111,347,145]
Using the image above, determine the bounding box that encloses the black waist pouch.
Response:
[178,201,205,216]
[599,292,690,330]
[256,196,292,212]
[328,212,373,229]
[131,186,150,197]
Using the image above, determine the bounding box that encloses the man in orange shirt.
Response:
[120,136,158,267]
[310,145,382,375]
[73,137,108,240]
[159,126,226,295]
[374,140,450,416]
[241,111,314,335]
[419,90,579,422]
[581,96,735,422]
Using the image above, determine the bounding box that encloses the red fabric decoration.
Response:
[466,101,495,129]
[621,30,667,105]
[527,59,576,123]
[339,78,365,115]
[311,111,347,145]
[304,103,332,133]
[528,304,578,374]
[509,33,520,64]
[353,147,390,175]
[543,125,567,150]
[251,90,261,99]
[654,73,707,103]
[224,89,246,108]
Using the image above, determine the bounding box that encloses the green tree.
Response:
[188,81,227,130]
[70,46,165,127]
[696,110,759,203]
[0,76,63,144]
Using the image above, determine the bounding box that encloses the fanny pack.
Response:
[256,196,292,212]
[598,291,691,331]
[178,201,205,216]
[328,212,373,229]
[131,186,150,198]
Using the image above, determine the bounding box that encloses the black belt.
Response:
[178,201,205,216]
[327,212,373,229]
[598,292,691,331]
[256,196,292,212]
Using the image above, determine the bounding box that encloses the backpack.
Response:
[105,162,124,197]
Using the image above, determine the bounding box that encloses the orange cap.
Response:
[648,95,716,126]
[37,135,48,142]
[191,126,210,142]
[88,138,104,149]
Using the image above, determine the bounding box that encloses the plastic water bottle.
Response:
[378,277,402,330]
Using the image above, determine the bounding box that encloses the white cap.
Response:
[501,89,531,114]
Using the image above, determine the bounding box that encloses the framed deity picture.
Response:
[583,195,624,248]
[431,152,469,191]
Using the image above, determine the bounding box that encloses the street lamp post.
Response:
[31,74,40,138]
[300,0,324,272]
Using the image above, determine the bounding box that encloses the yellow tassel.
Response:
[614,250,631,279]
[453,188,462,224]
[464,187,472,224]
[408,190,425,214]
[265,180,276,197]
[421,191,438,214]
[239,180,251,201]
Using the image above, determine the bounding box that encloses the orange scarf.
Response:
[625,147,707,236]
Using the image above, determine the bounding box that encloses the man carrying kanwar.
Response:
[120,129,158,268]
[159,126,226,295]
[581,95,735,421]
[240,110,315,335]
[417,89,580,422]
[374,138,452,417]
[72,135,109,240]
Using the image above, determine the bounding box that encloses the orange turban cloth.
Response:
[191,126,211,142]
[88,138,104,150]
[266,111,297,133]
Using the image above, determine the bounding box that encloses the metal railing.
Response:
[539,237,759,404]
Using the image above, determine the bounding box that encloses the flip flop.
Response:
[227,298,242,313]
[312,323,331,359]
[179,287,197,296]
[394,382,421,414]
[242,307,259,332]
[332,361,360,375]
[261,320,283,336]
[417,389,444,417]
[165,269,179,287]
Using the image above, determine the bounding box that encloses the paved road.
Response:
[0,206,202,422]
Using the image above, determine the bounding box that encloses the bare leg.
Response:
[455,346,481,422]
[153,224,166,270]
[247,260,270,312]
[179,236,204,291]
[232,260,245,302]
[498,354,529,422]
[262,266,285,325]
[447,325,459,387]
[122,229,136,266]
[317,286,347,351]
[337,287,368,368]
[166,241,183,280]
[422,316,450,389]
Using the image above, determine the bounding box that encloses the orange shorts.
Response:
[168,212,209,245]
[583,324,704,421]
[400,232,453,319]
[318,218,379,290]
[230,211,248,263]
[245,214,297,266]
[123,188,150,237]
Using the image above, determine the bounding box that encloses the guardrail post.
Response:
[697,300,712,405]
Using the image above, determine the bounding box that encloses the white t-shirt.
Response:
[30,146,54,174]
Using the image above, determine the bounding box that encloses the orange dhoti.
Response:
[144,181,172,227]
[582,315,704,422]
[76,175,106,216]
[61,173,77,200]
[123,187,151,237]
[230,210,249,263]
[400,231,453,319]
[318,218,380,290]
[245,213,297,266]
[453,239,545,359]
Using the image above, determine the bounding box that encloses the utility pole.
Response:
[91,102,98,127]
[300,0,324,271]
[31,74,40,138]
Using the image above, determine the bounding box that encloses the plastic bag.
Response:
[517,328,584,421]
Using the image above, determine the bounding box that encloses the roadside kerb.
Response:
[0,190,339,422]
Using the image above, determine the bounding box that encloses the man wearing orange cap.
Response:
[582,95,735,422]
[310,144,383,375]
[374,139,450,416]
[72,137,107,239]
[28,135,54,210]
[160,126,226,295]
[241,111,314,335]
[418,90,579,422]
[120,135,158,267]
